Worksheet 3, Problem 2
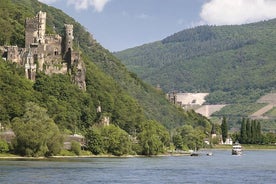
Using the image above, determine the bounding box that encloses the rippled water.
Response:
[0,150,276,184]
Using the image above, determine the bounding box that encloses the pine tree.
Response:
[246,119,251,143]
[221,116,228,143]
[256,121,262,144]
[240,118,247,144]
[251,120,257,144]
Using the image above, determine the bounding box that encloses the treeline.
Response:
[227,118,276,145]
[1,100,210,157]
[239,118,261,144]
[5,101,171,157]
[86,120,170,156]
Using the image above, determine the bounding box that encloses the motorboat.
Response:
[232,142,242,155]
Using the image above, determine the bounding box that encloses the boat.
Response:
[190,147,200,156]
[206,152,213,156]
[232,142,242,155]
[190,152,199,156]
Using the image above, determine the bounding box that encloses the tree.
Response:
[172,134,183,150]
[137,120,170,155]
[174,125,205,151]
[240,118,247,143]
[86,127,104,155]
[101,125,132,156]
[246,119,251,143]
[86,125,132,156]
[256,121,262,143]
[251,120,257,144]
[71,141,81,155]
[239,118,263,144]
[12,102,63,157]
[221,116,228,143]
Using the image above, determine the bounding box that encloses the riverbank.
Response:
[0,152,193,160]
[1,144,275,159]
[212,144,276,150]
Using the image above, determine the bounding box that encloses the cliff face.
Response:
[70,52,86,91]
[2,11,86,90]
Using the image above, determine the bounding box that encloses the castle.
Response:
[1,11,86,90]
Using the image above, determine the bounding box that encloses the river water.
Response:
[0,150,276,184]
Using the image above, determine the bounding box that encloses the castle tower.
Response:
[37,11,46,44]
[25,11,46,48]
[64,24,74,53]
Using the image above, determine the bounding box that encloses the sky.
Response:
[38,0,276,52]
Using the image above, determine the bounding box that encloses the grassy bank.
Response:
[0,153,21,157]
[212,144,276,150]
[242,144,276,150]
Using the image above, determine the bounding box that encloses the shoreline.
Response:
[1,147,276,160]
[0,153,192,160]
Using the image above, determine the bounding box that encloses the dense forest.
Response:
[0,0,213,156]
[115,22,276,104]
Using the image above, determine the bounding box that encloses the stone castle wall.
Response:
[1,11,86,90]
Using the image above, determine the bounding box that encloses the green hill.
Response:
[115,22,276,104]
[0,0,210,134]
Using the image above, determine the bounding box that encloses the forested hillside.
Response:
[115,22,276,104]
[0,0,213,156]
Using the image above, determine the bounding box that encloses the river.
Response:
[0,150,276,184]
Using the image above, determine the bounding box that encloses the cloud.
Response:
[200,0,276,25]
[38,0,59,3]
[38,0,110,12]
[67,0,110,12]
[136,13,150,20]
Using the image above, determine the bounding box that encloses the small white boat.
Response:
[232,142,242,155]
[206,152,213,156]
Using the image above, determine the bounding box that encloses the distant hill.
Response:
[115,22,276,104]
[0,0,211,134]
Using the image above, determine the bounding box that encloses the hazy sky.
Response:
[39,0,276,51]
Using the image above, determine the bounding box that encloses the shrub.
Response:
[71,141,81,156]
[0,139,9,153]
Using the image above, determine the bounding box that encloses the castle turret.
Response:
[37,11,46,44]
[64,24,74,53]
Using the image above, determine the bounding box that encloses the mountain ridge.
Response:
[115,20,276,104]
